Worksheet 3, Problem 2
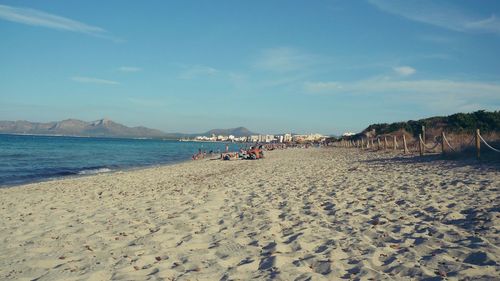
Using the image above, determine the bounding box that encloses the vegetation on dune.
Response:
[363,110,500,137]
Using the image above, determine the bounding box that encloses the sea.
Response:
[0,134,243,187]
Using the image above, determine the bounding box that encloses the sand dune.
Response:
[0,148,499,280]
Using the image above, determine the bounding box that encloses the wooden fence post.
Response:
[384,136,388,150]
[422,125,426,147]
[476,129,481,159]
[361,138,364,148]
[371,139,374,149]
[441,131,445,154]
[393,135,397,150]
[377,138,381,150]
[403,135,408,154]
[419,134,423,156]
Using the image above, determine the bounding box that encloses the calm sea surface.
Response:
[0,134,243,187]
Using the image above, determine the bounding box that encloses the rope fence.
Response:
[442,132,457,152]
[334,126,500,160]
[479,134,500,153]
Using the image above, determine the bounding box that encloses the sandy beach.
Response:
[0,148,499,280]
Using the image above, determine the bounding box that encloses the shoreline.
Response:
[0,156,200,190]
[1,148,499,280]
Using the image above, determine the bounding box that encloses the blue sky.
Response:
[0,0,499,135]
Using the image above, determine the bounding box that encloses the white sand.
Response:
[1,148,499,280]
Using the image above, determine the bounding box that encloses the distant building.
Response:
[292,133,326,143]
[283,133,292,143]
[263,135,273,143]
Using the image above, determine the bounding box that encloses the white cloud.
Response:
[393,66,416,76]
[118,66,142,72]
[465,15,500,33]
[368,0,500,34]
[304,77,500,111]
[178,65,218,79]
[254,47,318,72]
[71,76,120,85]
[305,77,500,96]
[0,4,118,40]
[304,81,343,92]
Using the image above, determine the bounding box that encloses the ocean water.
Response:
[0,134,243,187]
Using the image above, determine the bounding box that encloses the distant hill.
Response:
[0,118,166,138]
[202,127,257,137]
[0,119,258,139]
[358,110,500,139]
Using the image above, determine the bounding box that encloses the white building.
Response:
[265,135,275,143]
[342,132,356,137]
[283,133,292,142]
[292,133,326,142]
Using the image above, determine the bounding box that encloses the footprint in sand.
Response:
[215,242,246,259]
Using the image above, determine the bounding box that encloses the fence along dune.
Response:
[336,126,500,160]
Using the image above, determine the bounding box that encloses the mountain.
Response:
[0,118,166,138]
[202,127,257,137]
[0,119,259,139]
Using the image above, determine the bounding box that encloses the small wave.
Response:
[77,168,112,175]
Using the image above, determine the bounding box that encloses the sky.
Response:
[0,0,499,135]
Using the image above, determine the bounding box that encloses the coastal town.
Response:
[187,133,328,143]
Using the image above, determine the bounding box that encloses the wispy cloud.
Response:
[304,77,500,111]
[304,81,343,92]
[305,77,500,96]
[368,0,500,35]
[304,77,500,114]
[71,76,120,85]
[118,66,142,72]
[0,4,118,40]
[393,66,416,76]
[178,65,218,79]
[253,47,320,72]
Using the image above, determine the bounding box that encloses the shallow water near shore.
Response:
[0,134,241,187]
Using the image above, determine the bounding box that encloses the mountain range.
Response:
[0,119,257,139]
[204,127,255,137]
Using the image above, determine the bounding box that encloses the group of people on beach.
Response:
[191,142,319,161]
[191,148,215,160]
